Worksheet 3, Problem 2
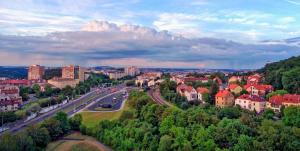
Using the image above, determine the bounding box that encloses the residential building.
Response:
[47,77,79,89]
[196,87,209,102]
[62,65,86,82]
[235,94,266,113]
[247,74,261,85]
[135,72,163,87]
[228,84,243,95]
[125,66,140,76]
[28,65,45,80]
[228,76,242,84]
[176,84,197,101]
[267,94,300,112]
[244,84,273,96]
[0,96,20,111]
[108,71,126,79]
[0,79,29,87]
[0,85,22,101]
[215,90,234,108]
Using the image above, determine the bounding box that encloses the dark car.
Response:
[101,104,112,108]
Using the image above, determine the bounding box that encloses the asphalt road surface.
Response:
[86,90,127,111]
[1,84,125,135]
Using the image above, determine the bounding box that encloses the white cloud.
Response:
[153,10,300,41]
[0,20,299,69]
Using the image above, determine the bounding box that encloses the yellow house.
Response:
[228,84,243,95]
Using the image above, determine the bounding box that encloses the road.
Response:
[86,90,127,111]
[1,84,126,135]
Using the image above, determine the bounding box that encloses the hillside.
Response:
[0,66,27,79]
[259,56,300,94]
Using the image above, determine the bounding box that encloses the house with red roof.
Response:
[215,90,234,108]
[0,79,30,87]
[176,84,197,101]
[247,74,261,85]
[235,94,266,113]
[228,84,243,95]
[243,84,273,96]
[267,94,300,112]
[0,85,22,103]
[228,76,242,84]
[196,87,209,103]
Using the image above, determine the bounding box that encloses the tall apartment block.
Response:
[28,65,45,80]
[62,65,86,81]
[125,66,140,76]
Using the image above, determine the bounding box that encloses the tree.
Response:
[263,109,275,120]
[0,111,18,126]
[232,135,253,151]
[54,112,70,133]
[32,84,41,97]
[44,84,53,97]
[0,133,18,151]
[266,90,288,99]
[15,131,36,151]
[218,106,241,119]
[209,82,219,105]
[282,67,300,93]
[41,118,63,140]
[283,106,300,127]
[69,114,83,130]
[119,109,135,121]
[27,125,51,148]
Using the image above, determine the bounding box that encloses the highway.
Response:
[1,84,125,135]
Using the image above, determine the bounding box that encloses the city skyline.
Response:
[0,0,300,68]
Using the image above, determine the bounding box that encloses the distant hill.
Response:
[0,66,27,79]
[259,56,300,94]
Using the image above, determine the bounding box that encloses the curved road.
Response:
[1,85,126,135]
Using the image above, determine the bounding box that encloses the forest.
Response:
[259,55,300,94]
[80,90,300,151]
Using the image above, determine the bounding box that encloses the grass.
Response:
[93,107,114,111]
[79,101,129,128]
[46,132,106,151]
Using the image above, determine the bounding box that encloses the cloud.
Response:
[285,0,300,5]
[0,21,299,69]
[153,11,300,41]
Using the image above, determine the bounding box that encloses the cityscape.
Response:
[1,1,300,151]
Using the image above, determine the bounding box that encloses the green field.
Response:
[46,132,107,151]
[79,101,129,128]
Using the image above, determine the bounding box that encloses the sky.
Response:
[0,0,300,69]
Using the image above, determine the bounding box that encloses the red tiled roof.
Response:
[243,84,273,91]
[0,79,29,85]
[196,87,209,94]
[186,86,195,93]
[283,94,300,104]
[269,95,284,105]
[177,84,195,93]
[237,94,265,102]
[228,84,241,90]
[216,90,232,97]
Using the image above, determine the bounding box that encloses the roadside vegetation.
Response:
[78,90,300,151]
